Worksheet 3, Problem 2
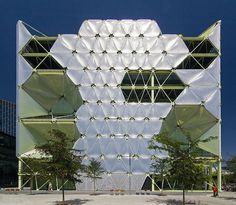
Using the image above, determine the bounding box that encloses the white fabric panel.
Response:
[148,103,172,118]
[94,87,111,102]
[208,22,221,51]
[114,138,129,154]
[205,89,221,118]
[206,57,220,83]
[111,158,128,172]
[94,105,106,118]
[86,138,101,156]
[142,119,162,135]
[129,138,141,154]
[153,54,172,70]
[17,55,33,85]
[136,19,161,37]
[101,104,116,117]
[16,21,32,52]
[76,104,91,119]
[50,34,78,67]
[79,86,97,102]
[168,53,189,68]
[67,53,90,69]
[79,20,103,37]
[103,139,119,157]
[175,87,200,104]
[73,138,87,153]
[80,71,94,85]
[99,121,111,136]
[99,70,118,86]
[79,20,161,37]
[161,34,189,54]
[93,120,106,133]
[66,69,84,85]
[84,121,98,137]
[76,119,90,134]
[142,37,163,53]
[190,87,218,102]
[132,158,151,173]
[189,70,218,87]
[175,69,202,85]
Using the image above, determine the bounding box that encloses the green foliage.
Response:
[86,158,105,192]
[149,132,215,204]
[25,129,85,204]
[34,129,85,183]
[226,156,236,177]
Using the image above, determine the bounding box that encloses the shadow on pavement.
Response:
[218,196,236,202]
[54,199,91,205]
[146,198,197,205]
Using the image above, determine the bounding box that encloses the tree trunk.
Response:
[161,178,164,192]
[62,177,65,205]
[183,186,185,205]
[93,179,96,193]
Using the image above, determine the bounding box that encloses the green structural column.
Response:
[18,159,23,190]
[217,158,222,191]
[151,175,155,191]
[151,74,154,103]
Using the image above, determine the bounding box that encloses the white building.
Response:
[17,19,221,191]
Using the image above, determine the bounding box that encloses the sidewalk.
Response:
[0,191,235,205]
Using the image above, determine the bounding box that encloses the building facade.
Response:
[0,100,16,137]
[16,20,221,191]
[0,100,17,188]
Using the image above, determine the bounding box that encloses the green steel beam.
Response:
[121,85,185,90]
[21,119,75,123]
[181,36,205,41]
[191,53,219,57]
[34,36,58,41]
[127,70,174,74]
[36,70,65,75]
[21,53,48,57]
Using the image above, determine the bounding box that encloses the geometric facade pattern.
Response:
[16,19,221,191]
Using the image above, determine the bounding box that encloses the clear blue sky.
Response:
[0,0,235,159]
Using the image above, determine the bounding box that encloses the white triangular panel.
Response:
[189,70,218,87]
[190,86,218,102]
[206,57,220,83]
[161,34,189,54]
[76,105,91,119]
[17,55,33,85]
[16,21,32,52]
[208,22,221,51]
[175,87,200,104]
[175,69,202,85]
[79,20,103,37]
[66,69,84,85]
[205,89,221,118]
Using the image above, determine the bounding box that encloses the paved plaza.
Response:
[0,191,236,205]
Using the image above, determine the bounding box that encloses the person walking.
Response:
[212,184,218,197]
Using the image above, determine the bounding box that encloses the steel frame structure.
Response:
[16,20,221,191]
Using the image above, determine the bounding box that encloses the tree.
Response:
[34,129,85,205]
[149,132,214,205]
[86,158,105,193]
[225,156,236,187]
[151,157,170,192]
[226,156,236,177]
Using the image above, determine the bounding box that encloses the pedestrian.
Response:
[212,184,218,197]
[48,181,53,191]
